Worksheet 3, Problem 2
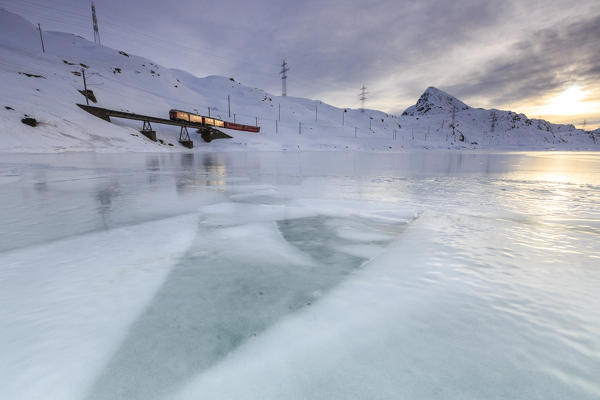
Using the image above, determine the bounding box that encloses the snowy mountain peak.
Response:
[403,86,470,116]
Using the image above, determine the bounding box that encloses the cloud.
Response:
[444,15,600,107]
[1,0,598,121]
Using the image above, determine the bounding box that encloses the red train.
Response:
[169,109,260,133]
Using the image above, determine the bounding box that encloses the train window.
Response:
[214,119,224,127]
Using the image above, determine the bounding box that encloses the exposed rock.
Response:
[403,87,470,116]
[21,117,37,127]
[18,72,45,78]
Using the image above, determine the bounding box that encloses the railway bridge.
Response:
[77,104,232,148]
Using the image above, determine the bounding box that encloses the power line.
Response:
[359,84,367,112]
[280,59,289,97]
[490,110,497,133]
[0,0,383,109]
[91,2,100,45]
[1,0,368,99]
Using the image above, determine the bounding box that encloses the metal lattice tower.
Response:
[280,60,289,97]
[91,2,101,45]
[359,84,367,112]
[451,105,456,136]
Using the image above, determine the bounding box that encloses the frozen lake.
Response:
[1,151,599,400]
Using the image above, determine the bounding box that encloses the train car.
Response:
[169,109,204,124]
[169,109,259,132]
[203,116,225,128]
[224,121,260,133]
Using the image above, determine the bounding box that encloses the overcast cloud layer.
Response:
[1,0,599,126]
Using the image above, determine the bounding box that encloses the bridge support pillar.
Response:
[140,120,157,141]
[179,126,193,148]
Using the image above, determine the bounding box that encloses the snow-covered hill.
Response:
[0,8,597,153]
[400,87,599,148]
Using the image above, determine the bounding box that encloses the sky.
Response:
[1,0,599,129]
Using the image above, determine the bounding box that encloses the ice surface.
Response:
[0,215,198,400]
[1,151,600,400]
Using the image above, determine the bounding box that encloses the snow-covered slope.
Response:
[400,87,599,148]
[400,86,600,148]
[0,8,597,153]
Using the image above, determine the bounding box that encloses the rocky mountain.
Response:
[399,86,598,148]
[402,86,470,116]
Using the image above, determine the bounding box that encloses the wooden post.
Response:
[82,69,89,105]
[37,23,45,53]
[227,95,231,118]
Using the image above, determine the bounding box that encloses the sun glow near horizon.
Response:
[516,85,600,130]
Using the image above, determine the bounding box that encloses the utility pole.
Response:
[342,110,345,126]
[359,84,367,112]
[451,105,456,137]
[208,107,211,117]
[490,111,497,133]
[315,105,318,121]
[82,68,89,105]
[91,2,101,45]
[280,59,289,97]
[37,24,45,53]
[278,103,281,121]
[228,95,231,118]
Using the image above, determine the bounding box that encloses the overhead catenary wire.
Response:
[0,0,399,125]
[0,0,374,103]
